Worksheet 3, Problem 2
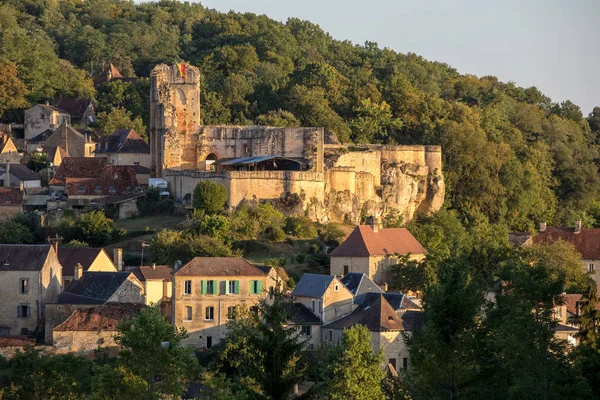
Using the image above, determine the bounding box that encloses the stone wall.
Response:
[53,330,119,353]
[45,303,89,344]
[0,205,23,222]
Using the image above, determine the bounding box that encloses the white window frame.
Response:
[184,280,192,295]
[205,306,214,321]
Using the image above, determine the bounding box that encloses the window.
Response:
[78,185,85,193]
[108,185,116,193]
[312,300,316,313]
[227,280,239,295]
[134,161,140,165]
[205,306,214,321]
[403,358,408,369]
[389,358,397,371]
[250,306,259,316]
[589,263,595,273]
[184,280,192,295]
[19,279,29,294]
[328,330,333,343]
[201,280,216,295]
[334,284,340,292]
[184,306,192,321]
[250,280,262,295]
[206,336,213,349]
[17,305,30,319]
[343,265,349,275]
[301,325,312,336]
[227,306,237,320]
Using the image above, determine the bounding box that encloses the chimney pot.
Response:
[539,222,547,232]
[113,248,123,271]
[152,263,156,270]
[575,220,582,234]
[74,263,83,280]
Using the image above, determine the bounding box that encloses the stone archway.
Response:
[205,153,218,172]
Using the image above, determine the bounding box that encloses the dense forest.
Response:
[1,0,600,231]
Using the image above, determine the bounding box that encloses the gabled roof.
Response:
[323,294,407,332]
[59,271,138,304]
[563,293,600,316]
[257,265,290,283]
[41,122,88,158]
[292,273,335,298]
[329,225,426,257]
[533,227,600,260]
[0,187,23,205]
[0,244,53,271]
[131,265,173,281]
[174,257,267,277]
[341,273,383,300]
[0,164,39,181]
[52,98,92,117]
[50,158,137,186]
[286,303,322,325]
[28,129,54,144]
[58,247,114,277]
[65,177,128,196]
[95,129,149,154]
[28,103,67,114]
[91,192,146,205]
[359,292,421,311]
[54,303,144,332]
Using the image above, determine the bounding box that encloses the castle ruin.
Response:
[150,64,445,223]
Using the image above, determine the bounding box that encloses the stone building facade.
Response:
[150,64,444,223]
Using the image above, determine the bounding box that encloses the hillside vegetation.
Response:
[1,0,600,231]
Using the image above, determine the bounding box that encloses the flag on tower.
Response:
[177,63,186,79]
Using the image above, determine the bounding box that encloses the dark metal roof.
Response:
[0,164,40,181]
[292,273,335,298]
[323,294,406,332]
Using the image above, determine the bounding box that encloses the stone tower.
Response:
[149,64,201,177]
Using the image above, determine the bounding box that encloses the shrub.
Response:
[76,211,115,247]
[192,181,228,214]
[285,216,318,239]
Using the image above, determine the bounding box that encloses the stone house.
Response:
[533,223,600,287]
[90,192,146,219]
[329,221,426,286]
[0,244,62,336]
[95,129,150,168]
[322,293,422,373]
[0,135,19,164]
[0,187,23,221]
[57,247,117,287]
[172,257,273,348]
[130,264,173,306]
[257,265,290,292]
[24,104,70,141]
[45,271,145,344]
[52,98,95,126]
[284,303,322,349]
[0,163,41,194]
[291,273,354,325]
[52,303,144,354]
[0,336,36,359]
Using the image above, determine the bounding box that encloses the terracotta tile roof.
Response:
[50,158,137,187]
[329,226,426,257]
[58,247,114,277]
[65,177,128,196]
[131,265,173,281]
[174,257,267,277]
[0,187,23,205]
[59,271,139,304]
[0,244,53,271]
[323,294,409,332]
[54,303,145,332]
[0,336,35,347]
[563,293,600,315]
[533,227,600,260]
[52,98,92,118]
[95,129,149,154]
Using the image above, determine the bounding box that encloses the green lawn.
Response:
[114,215,186,231]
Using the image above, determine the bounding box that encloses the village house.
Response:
[24,103,70,141]
[57,247,118,287]
[52,98,95,126]
[129,264,173,306]
[45,270,145,344]
[329,219,426,286]
[52,303,144,354]
[90,192,146,219]
[322,293,422,373]
[533,222,600,286]
[0,187,23,221]
[0,163,41,194]
[291,273,354,324]
[340,272,385,305]
[0,135,19,164]
[95,129,150,168]
[172,257,273,348]
[93,64,137,86]
[284,302,323,349]
[0,244,62,336]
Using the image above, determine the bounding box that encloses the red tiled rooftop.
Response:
[329,225,426,257]
[0,187,23,205]
[0,336,35,347]
[54,303,145,331]
[534,227,600,260]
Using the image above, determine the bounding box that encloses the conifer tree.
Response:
[578,281,599,347]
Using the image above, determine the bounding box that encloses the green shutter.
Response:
[234,280,240,294]
[201,280,206,295]
[225,280,230,294]
[257,280,262,294]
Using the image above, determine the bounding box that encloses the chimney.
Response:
[50,240,58,257]
[113,248,123,271]
[575,220,582,234]
[539,222,547,232]
[174,260,182,271]
[366,216,379,233]
[383,282,388,292]
[4,161,10,188]
[74,263,83,280]
[45,100,49,106]
[151,263,156,269]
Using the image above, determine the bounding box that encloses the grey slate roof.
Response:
[291,273,334,298]
[286,303,322,325]
[0,164,40,181]
[58,271,134,304]
[0,245,53,271]
[341,273,383,305]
